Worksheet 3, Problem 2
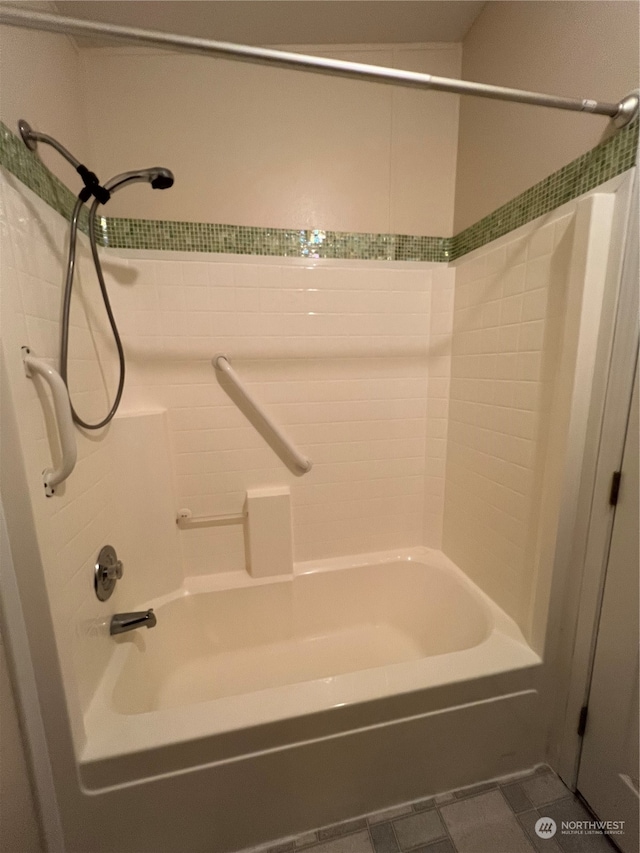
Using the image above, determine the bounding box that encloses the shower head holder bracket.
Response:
[17,118,111,203]
[18,119,37,151]
[613,90,639,128]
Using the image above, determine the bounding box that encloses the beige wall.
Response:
[1,7,637,236]
[454,1,640,231]
[79,44,461,236]
[0,630,42,853]
[0,17,91,192]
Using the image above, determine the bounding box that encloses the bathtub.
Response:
[80,548,541,808]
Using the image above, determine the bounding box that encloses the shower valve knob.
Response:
[94,545,124,601]
[104,559,123,581]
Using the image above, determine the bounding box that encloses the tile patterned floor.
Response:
[242,766,620,853]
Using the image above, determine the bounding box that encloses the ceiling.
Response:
[54,1,487,47]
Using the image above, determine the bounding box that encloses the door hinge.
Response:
[609,470,622,506]
[578,705,589,737]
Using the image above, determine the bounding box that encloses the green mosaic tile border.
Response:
[451,119,638,259]
[1,118,637,262]
[97,218,449,262]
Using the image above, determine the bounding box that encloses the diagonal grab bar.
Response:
[22,347,77,496]
[213,355,312,474]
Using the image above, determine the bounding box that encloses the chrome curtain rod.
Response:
[1,7,638,127]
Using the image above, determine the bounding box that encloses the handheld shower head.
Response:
[103,168,175,195]
[17,120,175,203]
[18,118,177,432]
[150,168,174,190]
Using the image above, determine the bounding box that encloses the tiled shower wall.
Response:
[103,252,454,571]
[0,169,182,726]
[444,209,576,629]
[0,164,455,721]
[0,154,626,738]
[0,167,117,733]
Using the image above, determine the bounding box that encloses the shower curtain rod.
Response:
[1,7,638,127]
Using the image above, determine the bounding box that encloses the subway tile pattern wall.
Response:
[443,210,575,627]
[103,253,451,570]
[0,167,120,734]
[0,162,454,727]
[423,270,455,545]
[0,169,182,728]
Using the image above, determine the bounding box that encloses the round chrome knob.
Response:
[105,559,123,581]
[94,545,124,601]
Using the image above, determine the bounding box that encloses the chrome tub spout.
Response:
[110,609,157,635]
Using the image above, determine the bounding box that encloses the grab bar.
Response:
[177,508,247,529]
[213,355,312,474]
[22,347,77,496]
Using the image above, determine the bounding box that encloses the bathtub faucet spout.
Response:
[110,609,157,635]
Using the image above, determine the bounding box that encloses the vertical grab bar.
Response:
[213,355,312,474]
[22,347,77,496]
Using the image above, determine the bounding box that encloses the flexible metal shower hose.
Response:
[60,196,125,429]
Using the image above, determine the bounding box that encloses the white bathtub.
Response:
[113,552,501,714]
[80,548,541,807]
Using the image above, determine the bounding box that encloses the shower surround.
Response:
[0,113,635,851]
[107,253,454,565]
[0,161,454,713]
